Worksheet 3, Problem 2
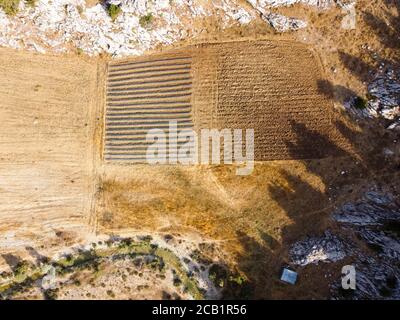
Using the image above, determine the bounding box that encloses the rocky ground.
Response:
[289,188,400,299]
[0,0,346,56]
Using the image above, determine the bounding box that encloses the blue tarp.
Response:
[281,268,298,285]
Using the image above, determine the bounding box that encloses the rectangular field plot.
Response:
[106,40,345,163]
[105,56,195,163]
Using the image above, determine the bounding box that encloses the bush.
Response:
[106,290,115,298]
[25,0,36,8]
[353,96,367,109]
[77,5,83,15]
[0,0,20,16]
[43,288,59,300]
[208,264,228,288]
[139,13,153,29]
[173,276,182,287]
[140,235,152,243]
[13,260,32,277]
[107,4,121,21]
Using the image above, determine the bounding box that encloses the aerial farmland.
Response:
[0,0,399,302]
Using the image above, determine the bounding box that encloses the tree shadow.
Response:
[338,51,374,83]
[363,4,400,51]
[230,111,398,298]
[1,254,22,271]
[285,120,347,159]
[317,79,359,104]
[318,1,399,112]
[25,246,49,265]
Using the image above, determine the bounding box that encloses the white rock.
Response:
[1,0,343,56]
[248,0,335,9]
[290,231,347,266]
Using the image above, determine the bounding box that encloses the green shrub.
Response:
[208,264,228,288]
[139,13,153,29]
[43,288,59,300]
[106,289,115,298]
[77,4,83,15]
[107,4,121,21]
[25,0,36,8]
[229,274,246,285]
[353,96,367,109]
[13,260,32,277]
[0,0,20,16]
[140,235,152,243]
[173,276,182,287]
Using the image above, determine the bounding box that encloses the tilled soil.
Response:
[105,39,348,163]
[105,54,194,162]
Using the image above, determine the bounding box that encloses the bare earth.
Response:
[0,49,103,255]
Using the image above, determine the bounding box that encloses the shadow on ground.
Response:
[226,111,400,299]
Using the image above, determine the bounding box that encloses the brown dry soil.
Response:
[0,48,103,253]
[1,0,400,298]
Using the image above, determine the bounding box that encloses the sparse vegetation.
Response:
[0,237,204,300]
[190,249,212,265]
[13,261,33,277]
[173,276,182,287]
[102,211,113,223]
[148,256,165,272]
[140,235,153,243]
[229,274,246,286]
[0,0,20,16]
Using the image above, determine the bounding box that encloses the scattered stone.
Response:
[247,0,335,9]
[346,67,400,126]
[368,68,400,120]
[247,0,309,31]
[331,189,400,299]
[290,231,347,266]
[0,0,257,57]
[0,0,351,55]
[262,12,307,32]
[387,122,400,131]
[383,148,395,156]
[333,191,398,225]
[331,256,400,300]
